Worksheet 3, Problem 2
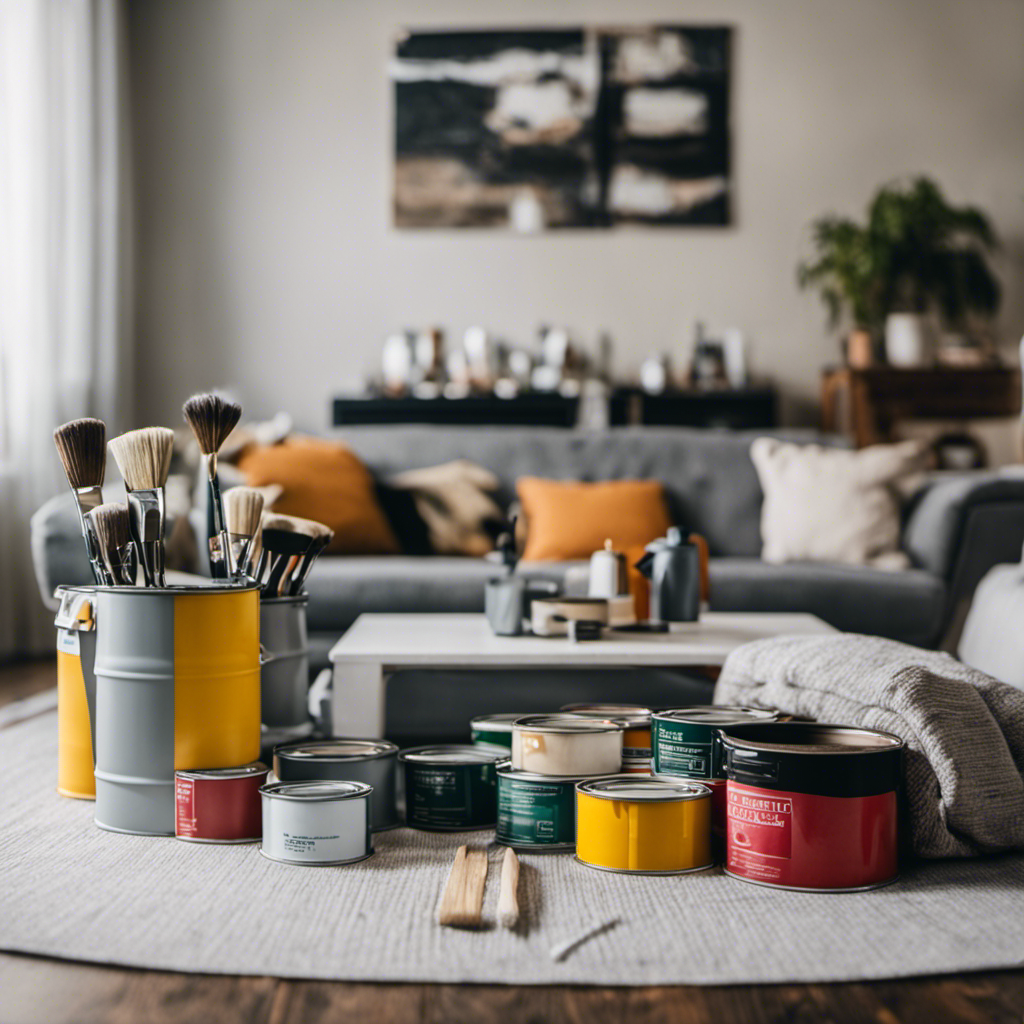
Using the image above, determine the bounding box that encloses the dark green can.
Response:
[399,744,503,831]
[469,713,524,749]
[651,706,778,779]
[496,762,594,851]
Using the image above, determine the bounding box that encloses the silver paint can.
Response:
[260,780,373,866]
[273,739,400,831]
[260,594,310,729]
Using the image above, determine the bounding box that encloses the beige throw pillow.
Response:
[750,438,926,569]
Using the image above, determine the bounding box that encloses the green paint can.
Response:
[469,713,525,749]
[399,744,504,832]
[496,761,607,852]
[651,706,779,780]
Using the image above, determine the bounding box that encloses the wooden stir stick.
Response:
[497,847,520,929]
[437,846,488,928]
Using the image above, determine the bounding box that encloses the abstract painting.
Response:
[392,26,731,230]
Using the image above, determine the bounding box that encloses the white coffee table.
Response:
[328,612,836,737]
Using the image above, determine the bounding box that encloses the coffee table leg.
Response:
[331,661,387,738]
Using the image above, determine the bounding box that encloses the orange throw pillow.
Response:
[237,436,399,555]
[517,477,672,562]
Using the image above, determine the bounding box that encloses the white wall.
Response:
[127,0,1024,431]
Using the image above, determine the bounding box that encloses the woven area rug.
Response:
[1,698,1023,986]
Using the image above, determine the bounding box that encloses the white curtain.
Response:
[0,0,132,657]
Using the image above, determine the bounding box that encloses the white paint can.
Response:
[259,780,373,866]
[511,714,623,776]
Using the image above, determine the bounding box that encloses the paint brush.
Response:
[108,427,174,588]
[223,486,264,580]
[53,418,111,585]
[259,514,316,596]
[287,521,334,595]
[182,393,242,579]
[87,503,136,585]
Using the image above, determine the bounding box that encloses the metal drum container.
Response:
[496,761,614,852]
[561,703,652,758]
[260,780,373,866]
[54,587,97,800]
[651,706,779,780]
[575,776,713,875]
[260,594,310,729]
[470,713,525,749]
[93,583,261,836]
[399,744,503,831]
[174,762,268,843]
[273,739,400,831]
[511,714,622,776]
[719,722,903,892]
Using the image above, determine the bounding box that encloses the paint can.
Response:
[399,744,503,831]
[496,761,614,852]
[174,761,268,843]
[575,776,713,874]
[92,583,261,836]
[470,713,526,749]
[719,722,903,892]
[259,594,310,729]
[511,714,622,776]
[621,756,652,775]
[260,780,373,866]
[651,706,779,780]
[560,703,652,758]
[273,739,400,831]
[54,586,97,800]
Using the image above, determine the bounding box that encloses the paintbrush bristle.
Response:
[182,393,242,456]
[87,502,130,551]
[261,512,332,538]
[224,487,264,537]
[108,427,175,490]
[53,418,106,490]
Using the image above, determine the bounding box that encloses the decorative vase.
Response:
[847,329,874,368]
[885,313,932,367]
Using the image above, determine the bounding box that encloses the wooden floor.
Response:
[3,658,1022,1024]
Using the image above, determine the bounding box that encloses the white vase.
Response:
[885,313,932,367]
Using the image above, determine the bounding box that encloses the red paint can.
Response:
[718,723,903,892]
[174,762,269,844]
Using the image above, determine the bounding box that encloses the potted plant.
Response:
[797,216,887,367]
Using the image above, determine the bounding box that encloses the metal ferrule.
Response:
[103,542,137,586]
[125,487,166,587]
[228,532,254,580]
[72,485,112,586]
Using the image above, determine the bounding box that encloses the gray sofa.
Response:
[31,426,1024,738]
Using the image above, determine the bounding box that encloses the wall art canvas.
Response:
[392,26,731,230]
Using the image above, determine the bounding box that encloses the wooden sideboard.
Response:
[821,366,1022,447]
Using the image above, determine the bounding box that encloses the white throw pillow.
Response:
[750,438,926,569]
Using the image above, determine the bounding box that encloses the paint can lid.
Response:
[470,714,530,733]
[560,704,652,729]
[513,714,623,735]
[260,779,373,801]
[495,760,619,784]
[718,722,904,754]
[653,706,779,726]
[176,761,268,781]
[576,776,711,802]
[398,744,506,765]
[275,739,398,762]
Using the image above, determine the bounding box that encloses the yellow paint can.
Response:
[54,587,98,800]
[575,776,713,874]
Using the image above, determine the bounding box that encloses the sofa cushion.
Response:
[708,557,946,648]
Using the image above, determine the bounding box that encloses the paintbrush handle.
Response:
[206,466,233,579]
[437,845,488,928]
[497,847,520,929]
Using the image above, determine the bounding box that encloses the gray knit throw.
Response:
[714,634,1024,859]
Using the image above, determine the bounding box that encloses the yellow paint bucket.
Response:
[54,587,97,800]
[575,776,713,874]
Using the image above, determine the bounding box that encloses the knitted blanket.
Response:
[713,634,1024,859]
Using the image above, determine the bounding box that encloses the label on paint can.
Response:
[497,775,576,848]
[56,628,80,657]
[727,785,792,861]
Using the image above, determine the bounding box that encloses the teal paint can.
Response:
[469,713,525,749]
[399,744,504,832]
[496,761,610,852]
[651,706,779,780]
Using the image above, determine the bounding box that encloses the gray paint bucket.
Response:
[260,595,310,729]
[93,583,261,836]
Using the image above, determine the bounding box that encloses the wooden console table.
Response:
[821,366,1021,447]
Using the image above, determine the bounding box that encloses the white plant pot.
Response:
[885,313,932,367]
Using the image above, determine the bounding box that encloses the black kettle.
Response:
[634,528,708,623]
